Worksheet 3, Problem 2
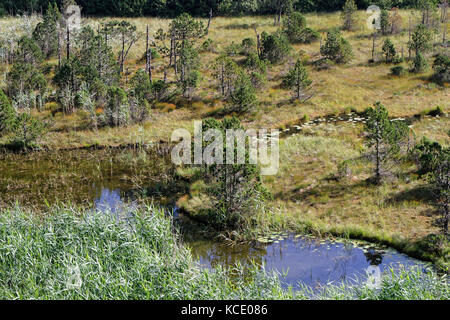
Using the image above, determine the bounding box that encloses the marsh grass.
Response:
[0,205,447,300]
[0,205,292,299]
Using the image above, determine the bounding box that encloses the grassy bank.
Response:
[257,124,449,271]
[0,205,448,300]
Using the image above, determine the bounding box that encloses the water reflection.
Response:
[93,188,137,229]
[95,188,124,214]
[364,248,384,266]
[190,236,429,289]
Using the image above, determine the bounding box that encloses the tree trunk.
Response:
[254,25,261,58]
[145,25,149,72]
[443,1,448,45]
[57,29,61,67]
[146,25,152,82]
[148,48,152,82]
[408,17,412,60]
[372,32,376,61]
[169,37,174,67]
[66,26,70,59]
[120,33,125,73]
[207,9,213,34]
[375,123,381,184]
[174,42,178,78]
[221,62,225,96]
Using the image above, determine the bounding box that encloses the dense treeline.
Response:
[0,0,430,17]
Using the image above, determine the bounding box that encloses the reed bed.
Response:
[0,205,447,300]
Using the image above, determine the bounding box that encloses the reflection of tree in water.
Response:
[326,243,354,284]
[198,242,268,269]
[364,248,383,266]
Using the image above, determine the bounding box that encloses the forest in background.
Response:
[0,0,432,17]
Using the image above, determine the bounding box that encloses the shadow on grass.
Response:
[385,184,435,205]
[274,179,370,203]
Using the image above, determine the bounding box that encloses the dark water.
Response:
[0,148,179,207]
[94,187,430,289]
[0,148,431,289]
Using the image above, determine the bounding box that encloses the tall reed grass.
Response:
[0,205,447,300]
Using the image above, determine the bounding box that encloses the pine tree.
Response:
[342,0,357,31]
[382,38,396,62]
[177,40,200,98]
[260,31,291,64]
[104,86,129,127]
[413,52,429,73]
[409,24,433,57]
[380,9,391,35]
[320,29,353,64]
[282,11,319,44]
[429,147,449,237]
[11,112,46,149]
[282,58,312,100]
[226,71,258,115]
[364,102,410,184]
[213,54,240,98]
[32,2,61,58]
[199,117,268,231]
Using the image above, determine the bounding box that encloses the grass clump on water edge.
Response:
[0,205,448,300]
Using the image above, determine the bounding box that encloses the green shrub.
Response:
[391,65,407,76]
[201,38,216,53]
[392,56,405,64]
[382,38,396,63]
[103,86,130,127]
[141,47,160,60]
[432,54,450,83]
[240,37,256,55]
[283,11,319,44]
[297,27,320,44]
[10,112,46,148]
[225,41,241,56]
[320,29,353,64]
[412,52,429,73]
[414,137,444,175]
[260,31,292,64]
[243,52,267,88]
[151,80,171,102]
[226,71,258,114]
